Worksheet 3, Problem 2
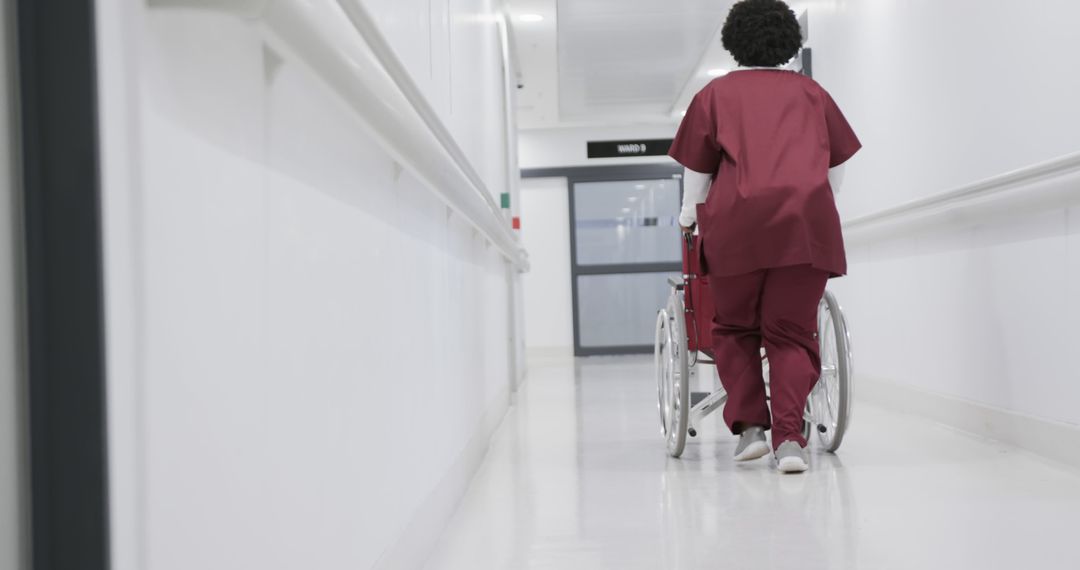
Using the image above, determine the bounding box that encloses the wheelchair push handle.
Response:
[682,225,695,250]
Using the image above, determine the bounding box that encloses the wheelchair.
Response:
[655,234,854,458]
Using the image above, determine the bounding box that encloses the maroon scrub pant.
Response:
[706,264,829,449]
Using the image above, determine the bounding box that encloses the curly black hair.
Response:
[721,0,803,68]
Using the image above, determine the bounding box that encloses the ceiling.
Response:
[508,0,742,130]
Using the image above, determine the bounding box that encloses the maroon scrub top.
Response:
[669,70,861,278]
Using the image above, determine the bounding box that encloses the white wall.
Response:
[794,0,1080,221]
[520,177,573,352]
[96,1,519,569]
[792,0,1080,429]
[520,124,678,169]
[0,1,26,567]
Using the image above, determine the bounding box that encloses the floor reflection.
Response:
[425,355,1080,570]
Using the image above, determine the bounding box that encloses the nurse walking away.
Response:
[668,0,861,473]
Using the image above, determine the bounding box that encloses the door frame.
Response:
[522,164,683,356]
[15,0,111,569]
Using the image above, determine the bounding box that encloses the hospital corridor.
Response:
[1,1,1079,570]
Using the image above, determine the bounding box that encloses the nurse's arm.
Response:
[680,167,712,231]
[828,163,847,194]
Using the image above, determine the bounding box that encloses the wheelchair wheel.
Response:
[655,288,690,458]
[810,290,853,452]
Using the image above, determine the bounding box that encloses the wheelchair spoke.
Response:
[820,378,838,426]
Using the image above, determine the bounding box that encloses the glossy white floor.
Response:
[424,355,1080,570]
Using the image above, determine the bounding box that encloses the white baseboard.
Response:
[858,377,1080,470]
[372,385,512,570]
[522,345,574,367]
[526,346,574,358]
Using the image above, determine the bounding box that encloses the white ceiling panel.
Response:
[556,0,731,121]
[509,0,561,129]
[508,0,758,129]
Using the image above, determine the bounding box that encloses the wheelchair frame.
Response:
[655,234,854,458]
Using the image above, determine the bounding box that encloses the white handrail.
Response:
[330,0,522,253]
[163,0,529,270]
[279,1,527,270]
[843,151,1080,236]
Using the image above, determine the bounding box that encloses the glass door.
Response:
[569,170,683,356]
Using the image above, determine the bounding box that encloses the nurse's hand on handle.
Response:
[680,167,712,237]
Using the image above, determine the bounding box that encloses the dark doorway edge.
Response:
[15,0,111,568]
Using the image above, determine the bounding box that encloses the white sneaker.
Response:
[734,426,770,461]
[775,441,809,473]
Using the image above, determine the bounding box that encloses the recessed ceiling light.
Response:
[519,14,544,23]
[706,68,729,77]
